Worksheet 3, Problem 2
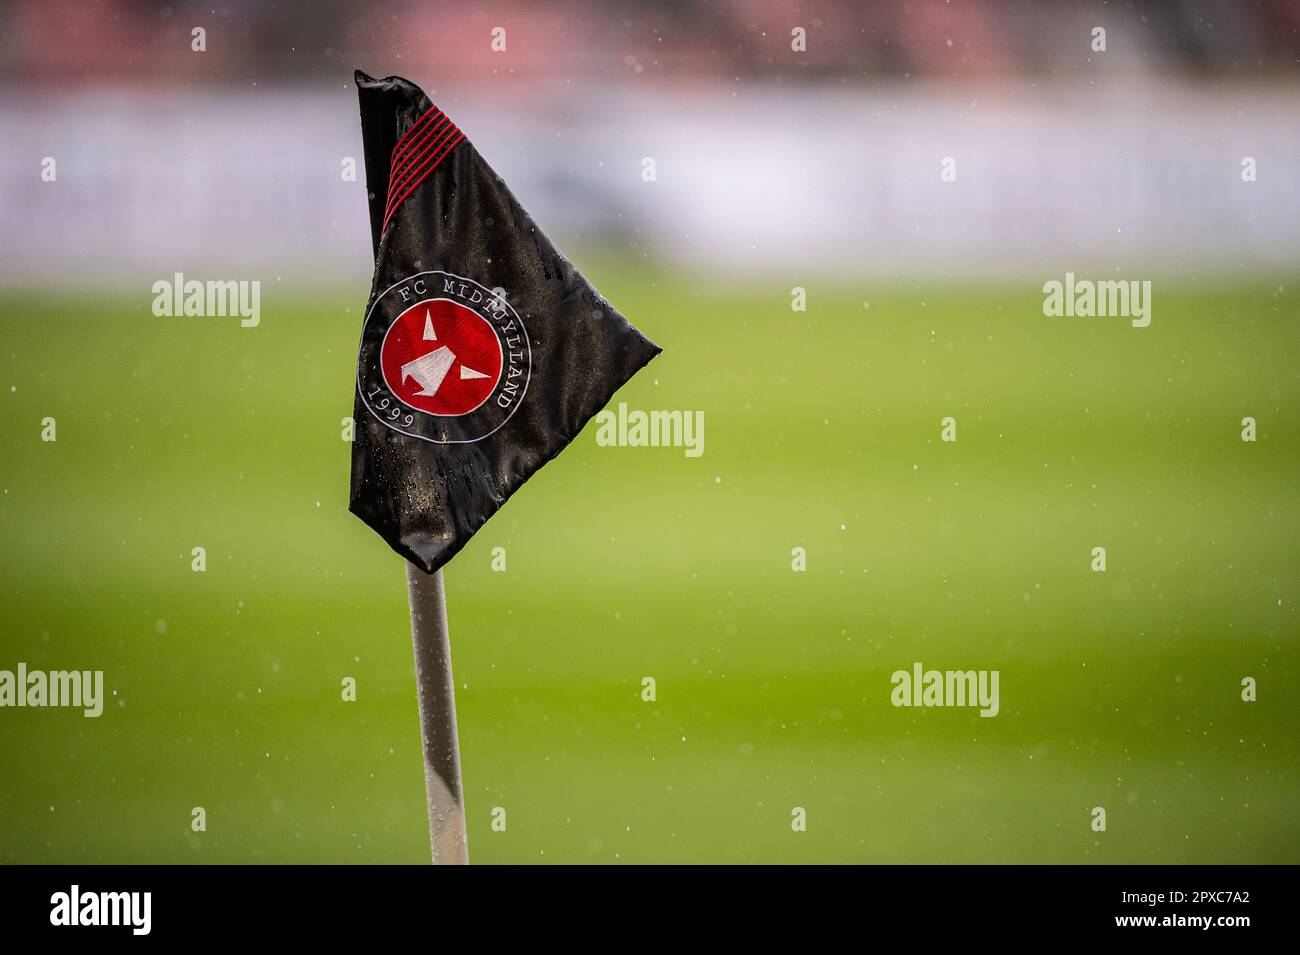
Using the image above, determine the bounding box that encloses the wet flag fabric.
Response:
[349,70,661,574]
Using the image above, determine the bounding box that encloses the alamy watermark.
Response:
[151,272,260,327]
[0,663,104,717]
[50,885,150,935]
[594,402,704,457]
[1042,272,1151,328]
[891,662,1000,717]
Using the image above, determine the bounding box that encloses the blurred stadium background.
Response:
[1,0,1297,863]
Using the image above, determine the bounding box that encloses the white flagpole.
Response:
[405,563,469,864]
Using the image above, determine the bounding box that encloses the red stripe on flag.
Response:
[382,131,464,229]
[389,115,453,185]
[381,133,466,234]
[384,120,461,213]
[390,106,443,167]
[384,120,462,216]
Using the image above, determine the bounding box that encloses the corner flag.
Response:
[350,70,661,574]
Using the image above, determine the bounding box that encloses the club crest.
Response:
[357,271,531,443]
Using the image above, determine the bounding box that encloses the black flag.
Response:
[349,71,661,574]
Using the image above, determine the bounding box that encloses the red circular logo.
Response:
[379,299,503,417]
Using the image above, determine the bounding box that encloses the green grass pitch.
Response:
[1,267,1296,862]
